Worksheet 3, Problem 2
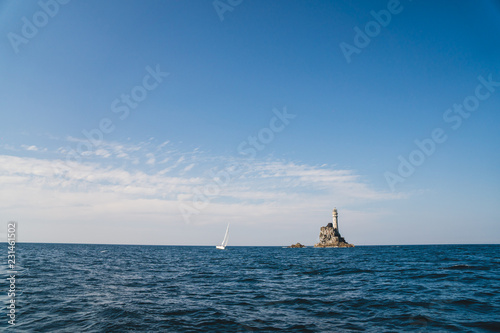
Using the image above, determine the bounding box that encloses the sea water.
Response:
[1,243,499,332]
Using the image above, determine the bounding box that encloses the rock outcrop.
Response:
[314,208,354,248]
[314,225,353,247]
[289,243,306,248]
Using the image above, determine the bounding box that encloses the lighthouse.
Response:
[315,208,353,247]
[332,207,338,230]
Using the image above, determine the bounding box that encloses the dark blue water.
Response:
[2,244,499,332]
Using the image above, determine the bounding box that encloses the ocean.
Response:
[2,243,499,332]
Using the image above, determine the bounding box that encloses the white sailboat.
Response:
[216,223,230,250]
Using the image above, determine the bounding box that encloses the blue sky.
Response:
[0,0,499,245]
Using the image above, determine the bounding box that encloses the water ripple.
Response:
[1,244,498,332]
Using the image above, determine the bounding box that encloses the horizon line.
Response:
[7,241,500,247]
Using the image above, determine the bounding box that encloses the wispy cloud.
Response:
[21,145,39,151]
[146,153,156,165]
[0,138,404,243]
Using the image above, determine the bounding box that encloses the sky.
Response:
[0,0,499,246]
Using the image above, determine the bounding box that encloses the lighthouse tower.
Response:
[332,208,338,230]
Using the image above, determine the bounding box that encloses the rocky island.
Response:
[288,243,306,248]
[314,208,354,248]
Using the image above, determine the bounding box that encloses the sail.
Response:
[216,223,230,249]
[221,223,229,247]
